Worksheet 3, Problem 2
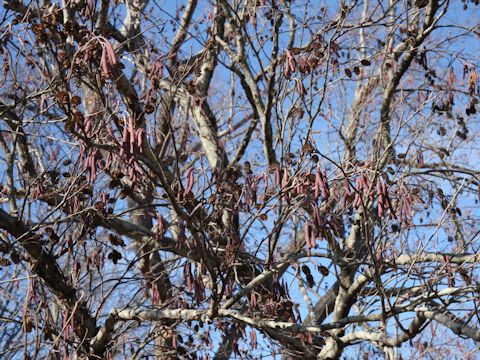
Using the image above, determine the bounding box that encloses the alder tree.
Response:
[1,0,480,359]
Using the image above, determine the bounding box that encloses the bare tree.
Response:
[1,0,480,359]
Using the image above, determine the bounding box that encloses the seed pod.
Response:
[360,59,371,66]
[0,258,11,266]
[306,274,315,288]
[301,265,311,275]
[318,265,329,276]
[302,142,315,154]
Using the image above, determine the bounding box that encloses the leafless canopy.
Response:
[1,0,480,359]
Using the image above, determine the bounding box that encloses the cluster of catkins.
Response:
[105,117,146,183]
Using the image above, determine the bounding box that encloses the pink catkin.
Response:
[321,169,330,199]
[136,128,144,152]
[250,328,257,349]
[84,117,93,135]
[107,127,121,146]
[99,38,118,79]
[100,47,110,77]
[311,203,322,231]
[304,222,311,255]
[281,168,289,190]
[156,214,166,242]
[250,291,257,308]
[184,167,195,196]
[104,39,117,66]
[128,117,135,154]
[344,179,352,196]
[105,152,112,169]
[273,166,280,188]
[353,177,363,208]
[287,51,296,73]
[314,172,321,201]
[295,78,304,96]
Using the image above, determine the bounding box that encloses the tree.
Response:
[1,0,480,358]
